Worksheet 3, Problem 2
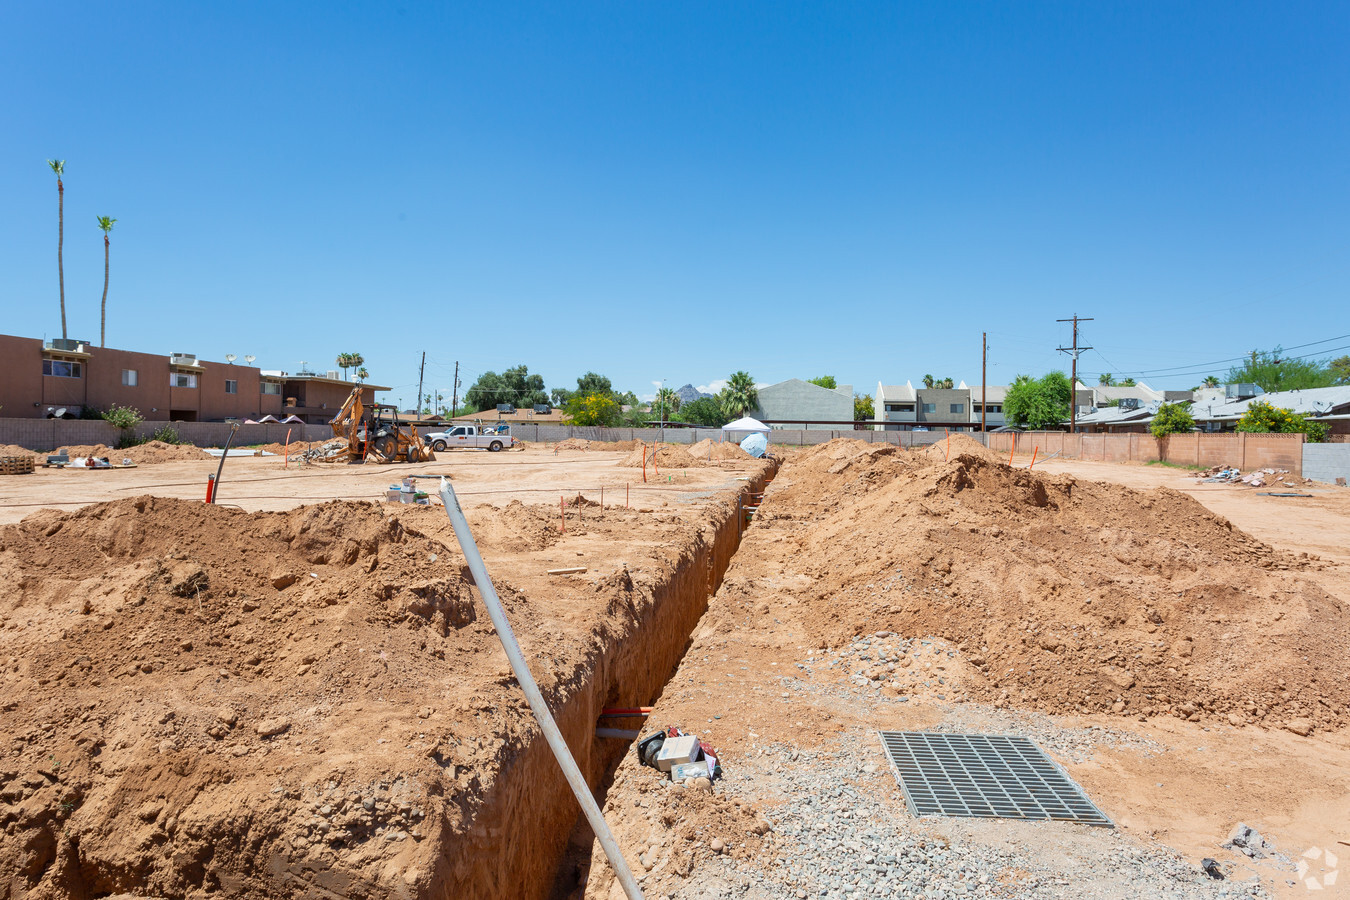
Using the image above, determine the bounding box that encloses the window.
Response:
[950,403,965,414]
[121,368,138,386]
[225,380,237,394]
[922,403,936,413]
[261,382,281,395]
[171,372,198,388]
[884,403,914,412]
[42,359,82,378]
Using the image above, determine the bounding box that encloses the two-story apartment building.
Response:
[0,333,385,423]
[874,381,1008,431]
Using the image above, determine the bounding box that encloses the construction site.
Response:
[0,429,1347,900]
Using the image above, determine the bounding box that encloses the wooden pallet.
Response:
[0,455,36,475]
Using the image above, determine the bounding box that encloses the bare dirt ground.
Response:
[0,448,740,526]
[0,446,769,898]
[582,439,1350,900]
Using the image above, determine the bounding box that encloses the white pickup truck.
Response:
[424,424,514,452]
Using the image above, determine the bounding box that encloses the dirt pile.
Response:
[617,444,708,469]
[688,438,751,460]
[52,441,215,464]
[920,431,1005,464]
[553,438,641,452]
[0,444,38,460]
[756,441,1348,732]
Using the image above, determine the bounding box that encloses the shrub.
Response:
[1149,402,1195,439]
[1235,401,1329,443]
[101,404,143,430]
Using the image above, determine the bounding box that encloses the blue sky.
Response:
[3,2,1347,404]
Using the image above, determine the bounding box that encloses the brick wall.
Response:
[0,418,333,452]
[985,431,1305,475]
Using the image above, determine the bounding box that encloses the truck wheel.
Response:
[489,441,503,452]
[432,440,447,451]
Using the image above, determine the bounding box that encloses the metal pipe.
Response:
[437,478,645,900]
[210,423,240,504]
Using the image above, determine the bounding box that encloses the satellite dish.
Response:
[54,407,68,418]
[225,354,236,363]
[244,355,256,365]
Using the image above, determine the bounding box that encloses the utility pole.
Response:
[416,351,426,416]
[981,332,987,435]
[451,361,460,418]
[1057,315,1094,434]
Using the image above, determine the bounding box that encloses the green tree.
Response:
[566,393,623,426]
[97,215,116,347]
[1235,400,1329,443]
[575,372,613,397]
[1203,375,1220,388]
[680,397,731,427]
[336,352,353,379]
[1098,373,1114,385]
[551,387,573,406]
[48,159,67,338]
[464,364,548,412]
[355,366,369,383]
[1330,355,1350,385]
[1003,371,1072,430]
[808,375,837,390]
[1149,402,1195,439]
[938,377,954,389]
[922,374,935,389]
[102,403,143,448]
[719,371,759,420]
[1226,348,1337,391]
[854,393,874,421]
[1120,377,1137,386]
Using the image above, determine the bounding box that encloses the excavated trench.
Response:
[438,463,778,900]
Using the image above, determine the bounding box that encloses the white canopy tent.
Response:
[721,416,771,435]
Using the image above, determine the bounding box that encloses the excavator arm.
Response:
[330,387,365,459]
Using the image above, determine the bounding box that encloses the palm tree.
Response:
[97,216,117,347]
[335,352,353,379]
[922,374,935,389]
[1098,373,1115,386]
[1203,375,1220,388]
[348,352,365,377]
[355,366,369,383]
[655,387,680,420]
[48,160,67,338]
[720,371,759,419]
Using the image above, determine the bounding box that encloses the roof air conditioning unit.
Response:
[1119,397,1141,410]
[50,338,82,351]
[326,370,341,380]
[170,353,198,366]
[496,404,516,414]
[533,404,551,414]
[1226,383,1262,399]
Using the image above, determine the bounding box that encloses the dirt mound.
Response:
[0,443,38,460]
[921,432,1004,463]
[54,441,214,464]
[688,438,751,460]
[765,449,1347,732]
[553,438,641,452]
[0,496,528,897]
[252,439,324,456]
[617,443,708,469]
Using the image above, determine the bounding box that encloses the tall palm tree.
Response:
[335,352,353,379]
[97,216,117,347]
[1203,375,1220,388]
[721,371,759,419]
[348,352,365,377]
[655,387,680,420]
[922,374,935,389]
[48,160,67,338]
[355,366,369,383]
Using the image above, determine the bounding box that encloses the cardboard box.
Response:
[655,735,699,772]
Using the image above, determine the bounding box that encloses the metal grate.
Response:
[878,731,1113,827]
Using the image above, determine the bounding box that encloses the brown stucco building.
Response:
[0,334,386,423]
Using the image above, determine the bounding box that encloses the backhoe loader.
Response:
[329,387,434,463]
